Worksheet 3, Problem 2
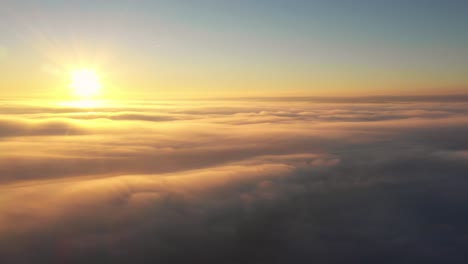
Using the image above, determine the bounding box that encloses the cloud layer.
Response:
[1,98,468,263]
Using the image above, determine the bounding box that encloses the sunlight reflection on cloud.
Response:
[1,98,468,263]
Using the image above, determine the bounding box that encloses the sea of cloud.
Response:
[1,97,468,263]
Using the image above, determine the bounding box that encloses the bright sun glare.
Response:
[70,69,102,98]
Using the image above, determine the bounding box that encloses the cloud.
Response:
[0,98,468,263]
[0,117,85,138]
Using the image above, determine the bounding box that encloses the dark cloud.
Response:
[0,118,84,138]
[0,98,468,263]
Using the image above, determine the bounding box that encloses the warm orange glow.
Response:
[59,99,105,108]
[70,69,102,98]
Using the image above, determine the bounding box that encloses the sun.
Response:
[70,69,102,98]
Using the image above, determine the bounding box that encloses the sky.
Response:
[1,2,468,264]
[1,0,467,98]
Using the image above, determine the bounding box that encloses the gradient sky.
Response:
[1,0,467,98]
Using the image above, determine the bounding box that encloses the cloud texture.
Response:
[1,97,468,263]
